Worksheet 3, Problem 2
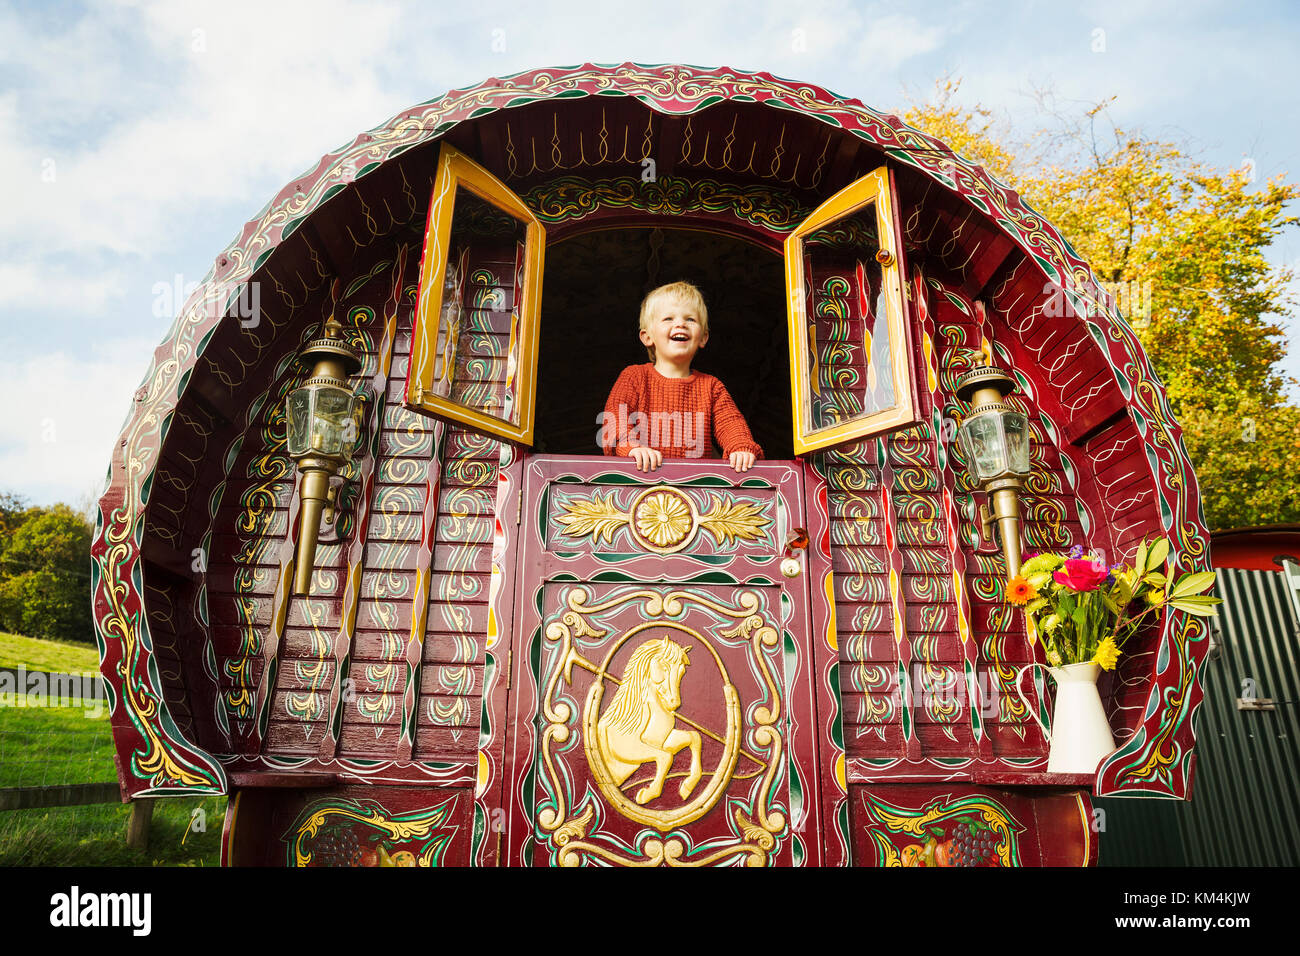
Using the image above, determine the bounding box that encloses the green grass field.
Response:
[0,703,115,789]
[0,632,225,866]
[0,631,100,674]
[0,797,227,866]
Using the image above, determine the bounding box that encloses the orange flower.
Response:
[1006,576,1038,606]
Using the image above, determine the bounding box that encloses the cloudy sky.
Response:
[1,0,1297,509]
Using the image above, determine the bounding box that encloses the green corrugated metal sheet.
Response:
[1093,797,1188,866]
[1097,566,1300,866]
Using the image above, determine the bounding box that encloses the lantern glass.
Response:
[1002,410,1030,474]
[958,408,1031,483]
[286,388,313,456]
[959,410,1005,482]
[286,383,359,460]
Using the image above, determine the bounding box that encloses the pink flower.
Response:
[1053,557,1109,591]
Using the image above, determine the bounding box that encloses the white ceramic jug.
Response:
[1014,661,1116,774]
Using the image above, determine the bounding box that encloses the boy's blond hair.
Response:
[639,281,709,360]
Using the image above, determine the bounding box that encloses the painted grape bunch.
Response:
[949,823,1000,867]
[304,825,419,867]
[900,814,1004,867]
[309,827,365,867]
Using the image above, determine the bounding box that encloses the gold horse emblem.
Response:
[596,639,702,805]
[538,589,790,863]
[583,625,742,830]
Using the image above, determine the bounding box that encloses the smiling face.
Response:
[639,288,709,370]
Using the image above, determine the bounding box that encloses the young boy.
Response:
[600,281,762,473]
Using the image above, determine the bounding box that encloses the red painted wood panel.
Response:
[847,783,1096,866]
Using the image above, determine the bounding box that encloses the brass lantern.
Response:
[286,316,365,595]
[955,364,1031,576]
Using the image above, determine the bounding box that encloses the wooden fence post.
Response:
[126,798,154,851]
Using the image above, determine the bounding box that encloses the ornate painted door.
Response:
[499,455,846,867]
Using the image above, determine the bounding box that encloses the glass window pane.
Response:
[801,201,899,435]
[409,144,545,445]
[441,186,526,426]
[429,252,464,400]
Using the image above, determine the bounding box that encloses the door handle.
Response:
[782,528,808,577]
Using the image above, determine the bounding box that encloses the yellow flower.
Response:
[1041,613,1062,634]
[1144,589,1165,606]
[635,492,692,548]
[1021,553,1064,576]
[1092,636,1121,671]
[1006,576,1038,606]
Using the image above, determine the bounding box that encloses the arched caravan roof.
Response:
[92,62,1211,801]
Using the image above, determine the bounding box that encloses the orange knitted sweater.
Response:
[600,364,763,460]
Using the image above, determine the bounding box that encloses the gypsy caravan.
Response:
[91,63,1211,867]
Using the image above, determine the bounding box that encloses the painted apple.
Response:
[934,840,954,867]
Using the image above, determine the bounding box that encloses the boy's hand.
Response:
[629,446,663,473]
[729,450,756,473]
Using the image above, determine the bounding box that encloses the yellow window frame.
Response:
[784,165,919,455]
[406,142,546,445]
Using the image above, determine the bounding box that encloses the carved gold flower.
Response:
[634,491,693,549]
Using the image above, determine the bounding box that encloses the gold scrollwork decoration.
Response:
[537,586,788,866]
[552,495,627,544]
[698,494,771,546]
[555,486,771,554]
[290,797,457,867]
[861,792,1022,867]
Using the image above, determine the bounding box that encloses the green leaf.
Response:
[1144,571,1167,587]
[1134,540,1149,578]
[1166,596,1222,617]
[1072,604,1088,635]
[1145,538,1170,572]
[1170,571,1217,598]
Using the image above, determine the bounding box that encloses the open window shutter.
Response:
[406,143,545,444]
[784,166,920,455]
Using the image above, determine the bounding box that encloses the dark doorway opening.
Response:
[533,227,793,459]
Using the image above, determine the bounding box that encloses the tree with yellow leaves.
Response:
[904,80,1300,529]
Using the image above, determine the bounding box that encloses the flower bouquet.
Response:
[1006,538,1219,773]
[1008,538,1220,671]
